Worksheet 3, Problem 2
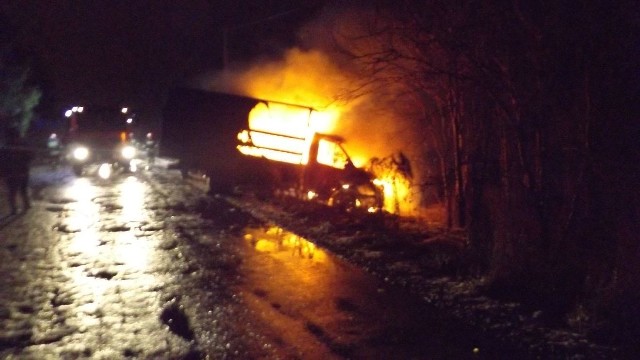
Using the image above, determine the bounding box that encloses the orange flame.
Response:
[237,97,351,170]
[373,176,412,214]
[200,48,425,215]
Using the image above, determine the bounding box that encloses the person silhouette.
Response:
[0,127,34,214]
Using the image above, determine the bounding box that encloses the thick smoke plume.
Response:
[193,4,428,214]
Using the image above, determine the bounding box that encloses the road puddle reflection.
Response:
[118,176,148,223]
[241,224,339,295]
[64,178,101,232]
[115,177,152,270]
[113,232,152,270]
[243,225,327,262]
[57,176,160,334]
[239,224,489,359]
[239,224,394,358]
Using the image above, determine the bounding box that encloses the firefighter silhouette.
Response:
[0,127,34,214]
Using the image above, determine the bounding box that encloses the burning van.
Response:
[161,87,383,212]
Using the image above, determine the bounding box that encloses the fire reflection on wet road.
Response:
[238,224,489,359]
[245,225,325,262]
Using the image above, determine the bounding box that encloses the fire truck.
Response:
[161,87,383,212]
[63,105,140,178]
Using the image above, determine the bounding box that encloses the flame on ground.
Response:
[373,175,412,214]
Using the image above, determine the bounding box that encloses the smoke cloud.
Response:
[192,3,426,205]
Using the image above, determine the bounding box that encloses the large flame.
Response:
[237,101,350,170]
[198,48,425,215]
[237,101,311,164]
[222,52,350,166]
[201,49,348,131]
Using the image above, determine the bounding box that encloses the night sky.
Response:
[1,0,323,127]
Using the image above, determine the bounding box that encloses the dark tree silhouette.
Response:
[0,15,41,136]
[328,0,640,338]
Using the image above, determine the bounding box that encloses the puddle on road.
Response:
[238,224,522,359]
[243,225,327,262]
[239,224,361,358]
[47,176,176,355]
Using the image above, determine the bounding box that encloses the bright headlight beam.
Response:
[121,146,136,159]
[73,147,89,161]
[98,163,111,179]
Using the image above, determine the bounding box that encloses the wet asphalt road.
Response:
[0,165,253,359]
[0,164,518,359]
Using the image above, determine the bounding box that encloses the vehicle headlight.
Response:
[121,145,136,159]
[73,146,90,161]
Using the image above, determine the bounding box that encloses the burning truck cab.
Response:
[161,88,384,212]
[238,129,383,212]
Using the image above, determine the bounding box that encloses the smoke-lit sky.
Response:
[1,0,323,125]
